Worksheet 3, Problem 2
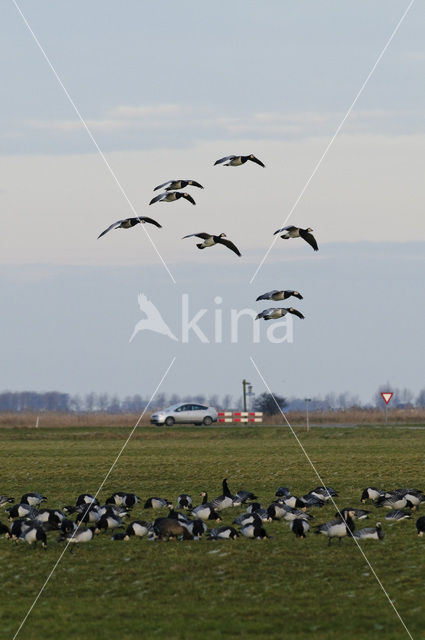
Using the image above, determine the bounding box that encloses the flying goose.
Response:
[149,191,196,205]
[273,226,318,251]
[256,307,304,320]
[256,290,303,302]
[183,232,241,257]
[214,154,265,168]
[153,179,204,191]
[98,216,161,239]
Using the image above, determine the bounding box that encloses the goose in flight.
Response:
[214,154,265,168]
[153,179,204,191]
[256,307,305,320]
[256,290,303,302]
[149,191,196,206]
[129,294,178,343]
[273,226,318,251]
[183,232,241,257]
[98,216,161,239]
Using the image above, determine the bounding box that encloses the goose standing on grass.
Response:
[20,524,47,549]
[376,495,414,510]
[273,226,318,252]
[315,509,355,545]
[153,517,193,541]
[58,526,97,546]
[208,526,240,540]
[149,191,196,206]
[191,492,222,522]
[106,492,140,509]
[235,489,258,504]
[385,510,411,522]
[256,307,304,320]
[75,494,99,507]
[177,494,193,510]
[183,232,241,257]
[256,290,303,302]
[20,493,47,507]
[144,497,172,510]
[416,516,425,536]
[210,479,236,512]
[361,487,385,503]
[98,217,161,239]
[240,522,270,539]
[290,518,309,539]
[125,521,152,538]
[338,508,371,521]
[353,522,384,541]
[153,179,204,191]
[214,154,265,168]
[6,504,38,520]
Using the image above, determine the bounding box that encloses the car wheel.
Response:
[203,416,213,426]
[165,417,175,426]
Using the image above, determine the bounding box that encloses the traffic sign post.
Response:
[381,392,393,425]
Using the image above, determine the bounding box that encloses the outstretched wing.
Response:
[256,290,279,301]
[97,220,123,239]
[149,193,165,205]
[153,180,172,191]
[214,155,235,166]
[138,217,162,228]
[189,180,204,189]
[299,229,318,251]
[182,232,210,240]
[256,308,275,320]
[273,225,295,236]
[218,238,241,257]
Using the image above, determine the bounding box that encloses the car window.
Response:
[192,404,207,411]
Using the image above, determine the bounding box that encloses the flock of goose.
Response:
[2,481,425,550]
[96,153,318,322]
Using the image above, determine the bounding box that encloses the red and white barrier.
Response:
[218,411,263,424]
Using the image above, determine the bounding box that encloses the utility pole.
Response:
[305,398,311,432]
[242,379,251,412]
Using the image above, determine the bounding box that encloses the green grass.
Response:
[1,425,424,640]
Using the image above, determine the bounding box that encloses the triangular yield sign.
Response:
[381,392,393,405]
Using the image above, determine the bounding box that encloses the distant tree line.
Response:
[0,385,424,414]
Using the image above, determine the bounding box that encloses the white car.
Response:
[151,403,218,426]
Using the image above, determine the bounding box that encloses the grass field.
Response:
[1,424,424,640]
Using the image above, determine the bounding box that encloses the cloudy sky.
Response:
[1,1,424,405]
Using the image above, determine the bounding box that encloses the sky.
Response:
[1,1,424,405]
